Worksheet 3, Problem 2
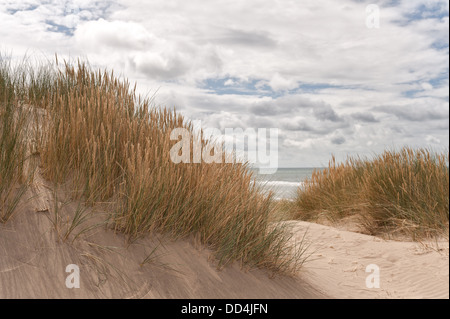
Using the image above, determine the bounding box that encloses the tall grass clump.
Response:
[1,53,302,274]
[293,148,449,239]
[0,55,36,222]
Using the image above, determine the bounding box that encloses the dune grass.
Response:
[0,57,34,222]
[292,148,449,240]
[0,53,302,274]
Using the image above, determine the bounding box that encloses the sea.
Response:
[251,167,326,200]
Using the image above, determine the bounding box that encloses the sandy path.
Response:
[289,221,449,299]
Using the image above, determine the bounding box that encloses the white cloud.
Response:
[224,79,235,86]
[0,0,448,166]
[74,19,155,51]
[426,135,441,144]
[268,73,298,92]
[421,82,433,90]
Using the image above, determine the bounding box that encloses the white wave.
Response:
[273,197,295,201]
[255,180,304,187]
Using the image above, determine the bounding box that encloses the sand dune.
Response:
[0,167,447,299]
[0,169,324,299]
[289,221,449,299]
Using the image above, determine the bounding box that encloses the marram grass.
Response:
[293,148,449,240]
[0,57,35,222]
[0,53,302,274]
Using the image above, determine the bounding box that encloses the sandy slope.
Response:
[289,221,449,299]
[0,170,324,299]
[0,166,448,298]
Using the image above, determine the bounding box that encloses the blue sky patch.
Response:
[45,20,74,36]
[201,77,277,97]
[6,4,38,15]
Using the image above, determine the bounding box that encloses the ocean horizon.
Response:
[252,167,326,200]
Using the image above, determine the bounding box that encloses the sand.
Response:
[0,165,448,298]
[289,221,449,299]
[0,169,324,298]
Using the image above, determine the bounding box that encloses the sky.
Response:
[0,0,448,167]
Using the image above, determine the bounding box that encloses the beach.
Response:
[1,54,448,301]
[0,167,448,298]
[288,220,449,299]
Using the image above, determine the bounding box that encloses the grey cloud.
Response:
[248,95,333,116]
[373,105,449,121]
[215,29,277,48]
[313,104,343,122]
[331,136,346,145]
[391,125,405,133]
[247,116,275,128]
[280,117,350,136]
[201,49,223,73]
[435,121,449,130]
[248,102,280,116]
[283,120,315,132]
[248,99,295,116]
[351,112,379,123]
[130,55,189,81]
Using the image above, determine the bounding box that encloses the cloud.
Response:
[248,95,339,117]
[351,112,379,123]
[246,116,275,128]
[0,0,448,166]
[282,119,315,132]
[74,19,154,50]
[331,136,346,145]
[211,28,277,48]
[373,103,449,121]
[129,52,190,80]
[268,73,298,91]
[248,100,284,116]
[426,135,441,144]
[224,79,235,86]
[313,103,343,122]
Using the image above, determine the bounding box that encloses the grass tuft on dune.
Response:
[0,53,302,274]
[292,148,449,240]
